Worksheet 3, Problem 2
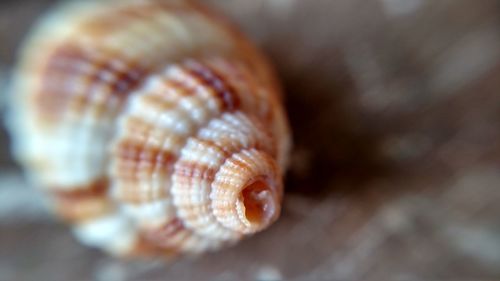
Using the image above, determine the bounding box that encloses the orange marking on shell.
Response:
[141,93,177,112]
[52,178,108,199]
[174,162,217,182]
[37,45,146,120]
[51,178,111,222]
[124,117,155,139]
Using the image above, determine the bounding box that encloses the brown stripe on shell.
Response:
[146,218,184,241]
[113,140,176,203]
[36,44,146,120]
[116,140,176,169]
[183,60,241,112]
[142,218,190,253]
[51,178,111,222]
[202,6,283,108]
[208,59,275,122]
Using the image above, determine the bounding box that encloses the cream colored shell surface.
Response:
[7,0,290,257]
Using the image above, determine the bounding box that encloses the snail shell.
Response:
[7,0,291,256]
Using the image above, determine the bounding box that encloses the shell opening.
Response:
[240,179,276,226]
[211,149,283,236]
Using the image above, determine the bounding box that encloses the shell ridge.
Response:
[171,111,277,241]
[112,60,244,252]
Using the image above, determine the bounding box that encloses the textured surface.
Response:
[7,0,290,256]
[1,0,500,280]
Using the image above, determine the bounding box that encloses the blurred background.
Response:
[1,0,500,280]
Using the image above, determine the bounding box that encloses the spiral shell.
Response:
[7,0,291,256]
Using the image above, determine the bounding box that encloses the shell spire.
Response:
[7,0,291,257]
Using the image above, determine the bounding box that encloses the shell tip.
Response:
[238,178,280,231]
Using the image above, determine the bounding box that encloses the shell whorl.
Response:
[8,0,290,257]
